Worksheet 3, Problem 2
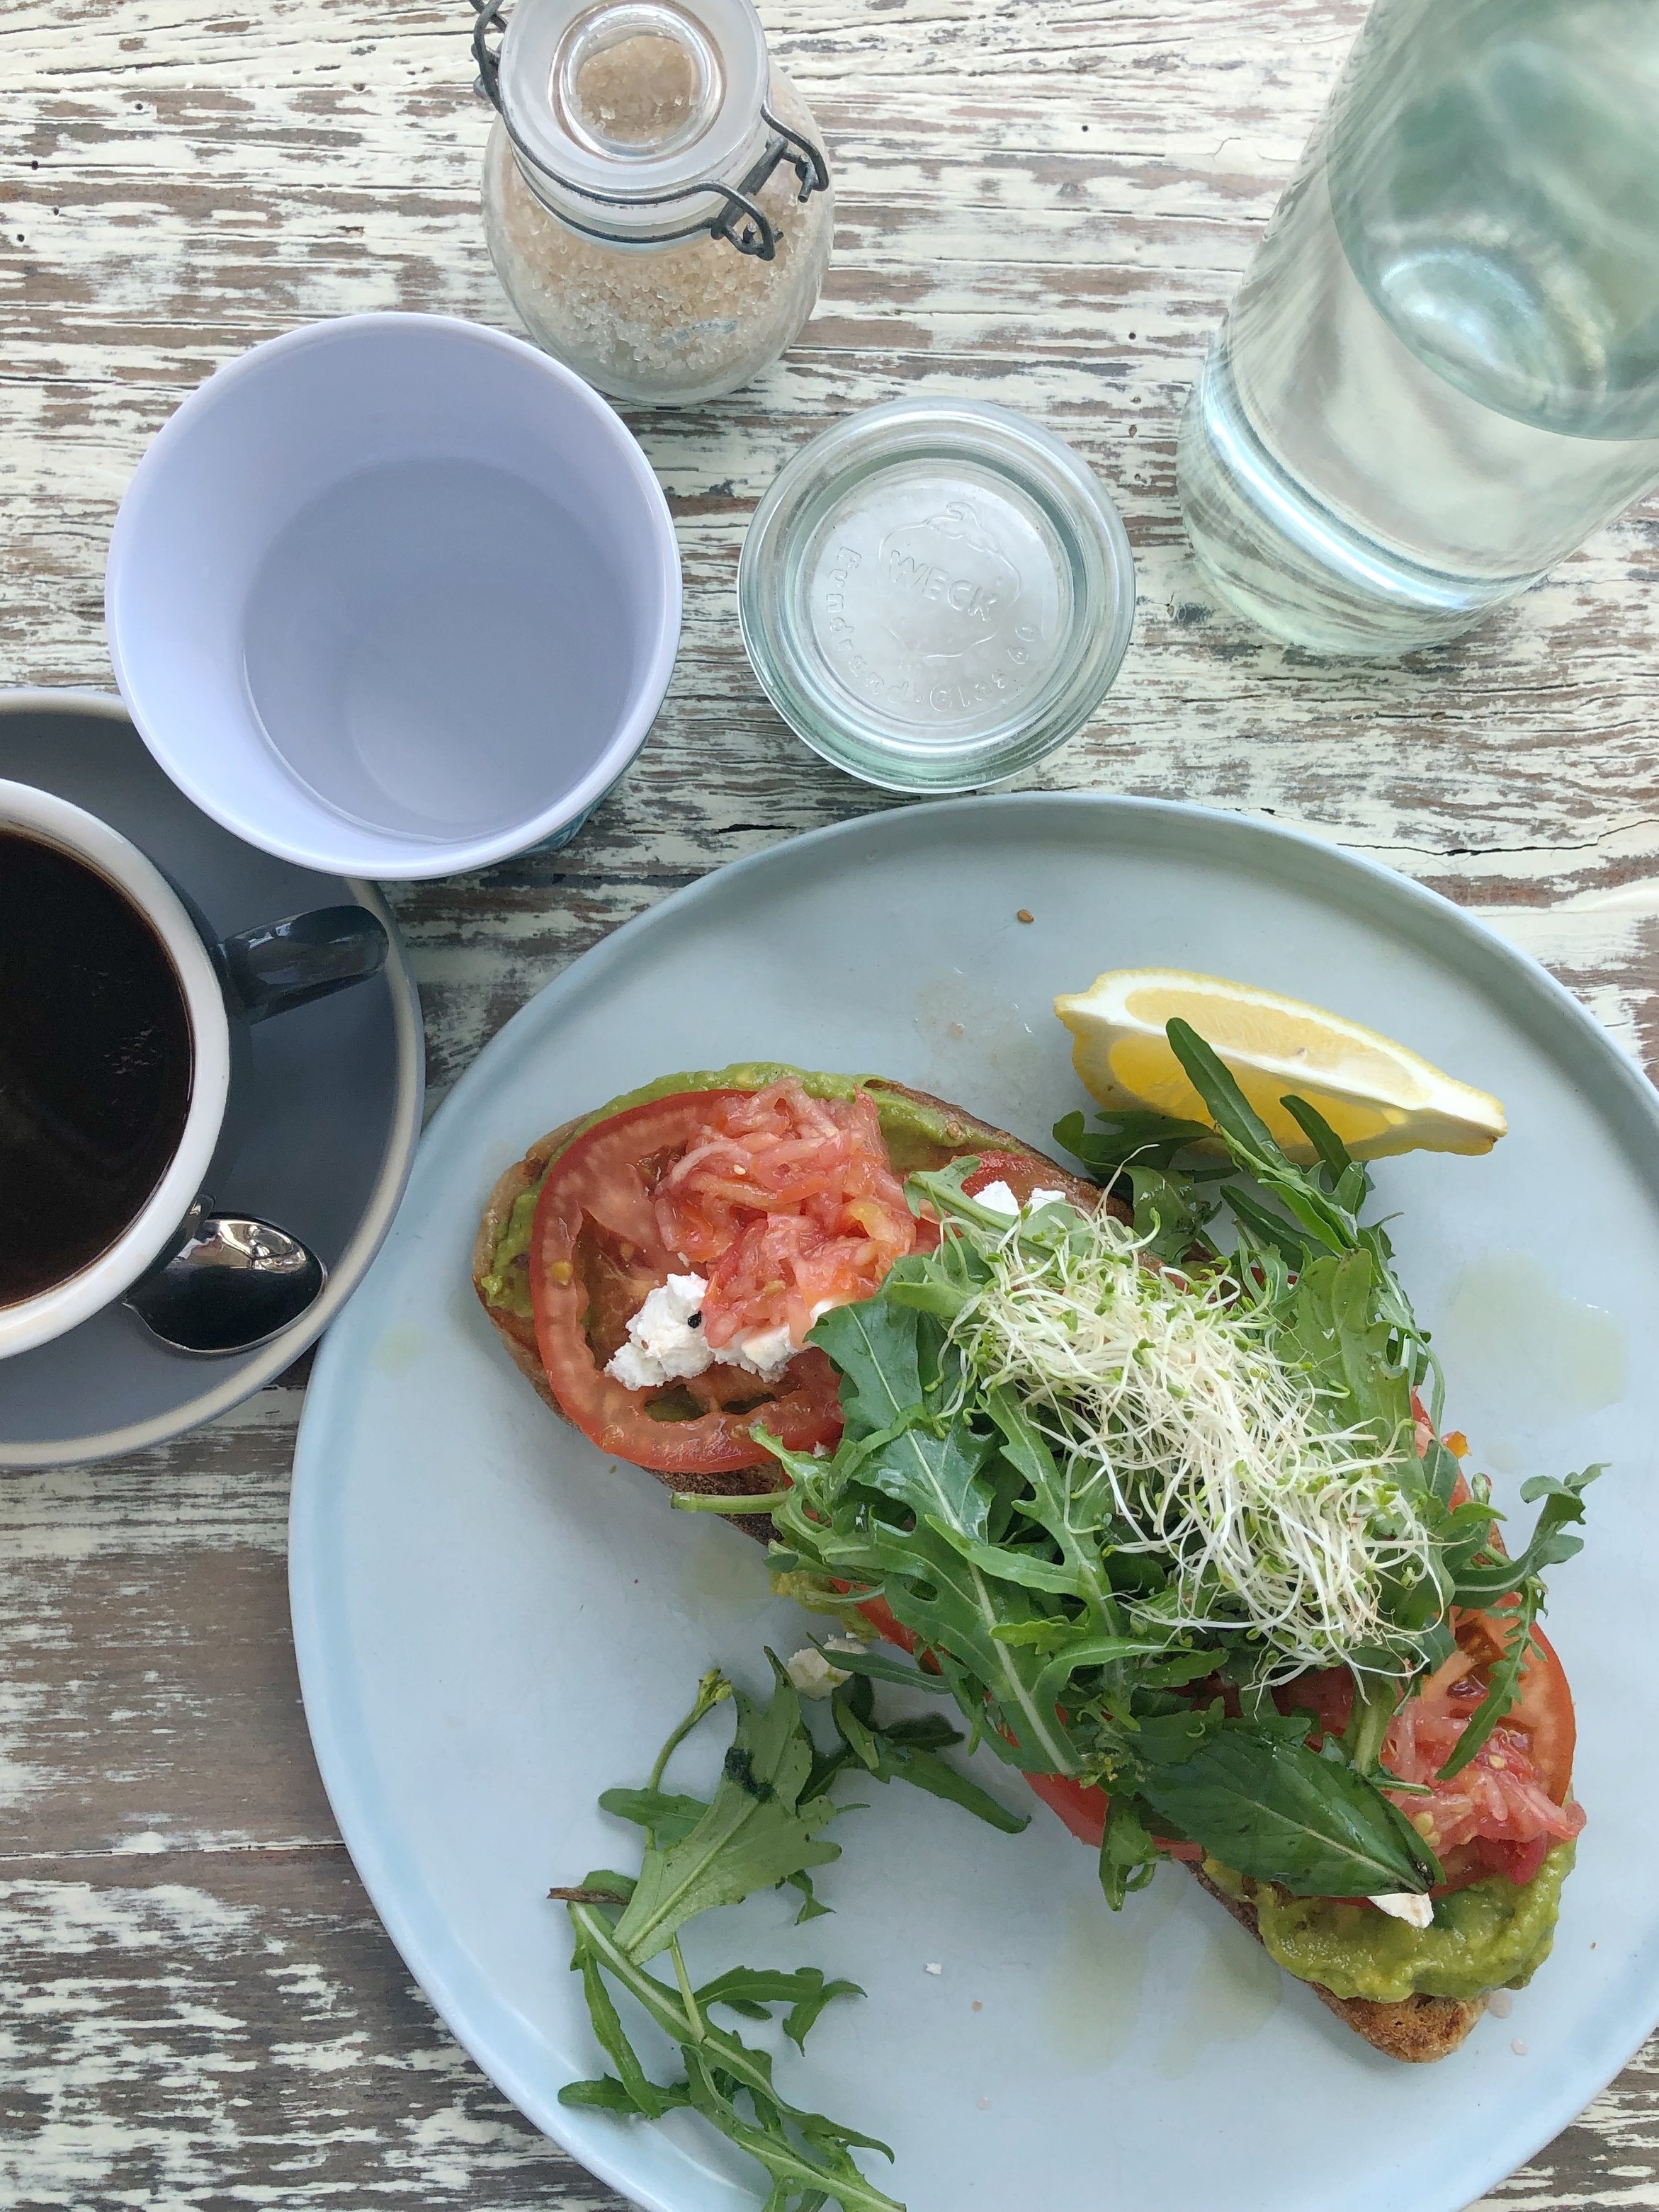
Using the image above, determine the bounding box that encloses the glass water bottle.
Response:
[1177,0,1659,654]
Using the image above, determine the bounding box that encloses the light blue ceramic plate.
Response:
[290,795,1659,2212]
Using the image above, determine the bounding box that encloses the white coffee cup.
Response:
[0,779,387,1360]
[105,314,682,880]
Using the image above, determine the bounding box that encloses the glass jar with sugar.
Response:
[473,0,833,407]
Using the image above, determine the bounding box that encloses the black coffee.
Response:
[0,829,194,1308]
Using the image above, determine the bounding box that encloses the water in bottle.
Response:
[1178,0,1659,654]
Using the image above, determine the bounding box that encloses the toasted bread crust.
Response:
[1188,1863,1485,2061]
[471,1116,579,1412]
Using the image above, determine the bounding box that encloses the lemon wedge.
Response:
[1053,969,1506,1162]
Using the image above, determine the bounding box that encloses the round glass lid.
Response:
[497,0,767,205]
[738,397,1135,792]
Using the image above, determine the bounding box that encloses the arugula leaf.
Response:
[559,1655,1031,2211]
[1053,1104,1218,1175]
[810,1300,997,1541]
[1279,1094,1369,1207]
[1098,1794,1160,1910]
[878,1740,1030,1832]
[922,1515,1089,1598]
[783,1868,832,1924]
[1137,1723,1439,1896]
[1165,1019,1361,1255]
[565,1926,687,2121]
[1435,1589,1538,1781]
[597,1786,708,1845]
[811,1296,927,1435]
[1223,1185,1314,1270]
[1124,1703,1223,1766]
[562,1900,902,2212]
[696,1965,866,2053]
[612,1667,841,1963]
[1131,1165,1219,1261]
[862,1519,1085,1776]
[983,1387,1124,1629]
[1449,1464,1602,1602]
[824,1687,1028,1832]
[796,1637,957,1696]
[1030,1633,1204,1715]
[560,2070,684,2117]
[1273,1249,1413,1453]
[677,2038,900,2212]
[880,1230,991,1322]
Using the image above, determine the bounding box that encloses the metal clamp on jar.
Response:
[473,0,833,407]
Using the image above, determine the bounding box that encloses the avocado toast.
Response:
[474,1051,1590,2068]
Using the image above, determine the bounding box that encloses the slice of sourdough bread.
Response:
[472,1074,1485,2062]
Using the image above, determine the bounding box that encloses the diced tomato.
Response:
[1381,1623,1583,1871]
[655,1082,921,1353]
[529,1089,853,1473]
[1272,1609,1581,1895]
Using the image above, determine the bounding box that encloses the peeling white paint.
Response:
[3,0,1658,2205]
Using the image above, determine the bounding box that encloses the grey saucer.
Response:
[0,690,425,1468]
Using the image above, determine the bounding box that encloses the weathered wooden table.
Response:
[5,0,1659,2202]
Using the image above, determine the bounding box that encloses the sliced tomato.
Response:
[1024,1769,1109,1848]
[854,1594,915,1652]
[851,1594,1204,1860]
[1383,1616,1582,1879]
[1274,1608,1580,1894]
[962,1151,1073,1206]
[529,1090,848,1473]
[1487,1615,1575,1803]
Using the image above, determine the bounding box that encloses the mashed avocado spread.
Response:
[1202,1842,1575,2002]
[478,1064,998,1318]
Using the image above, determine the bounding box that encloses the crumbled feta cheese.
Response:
[785,1647,849,1698]
[726,1322,795,1383]
[1368,1891,1434,1928]
[974,1180,1070,1218]
[606,1274,712,1389]
[825,1633,872,1654]
[606,1277,802,1390]
[924,1962,943,1976]
[974,1180,1021,1216]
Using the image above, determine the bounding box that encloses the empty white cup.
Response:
[106,314,682,879]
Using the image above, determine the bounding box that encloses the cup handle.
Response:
[220,905,389,1026]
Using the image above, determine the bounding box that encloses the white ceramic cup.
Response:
[0,779,388,1361]
[105,314,683,880]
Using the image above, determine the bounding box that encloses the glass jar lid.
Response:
[477,0,831,249]
[738,398,1135,793]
